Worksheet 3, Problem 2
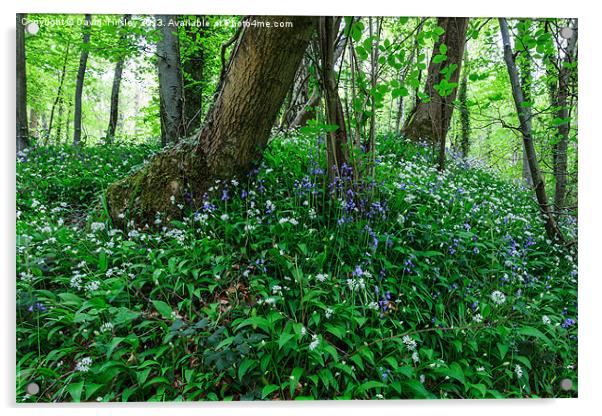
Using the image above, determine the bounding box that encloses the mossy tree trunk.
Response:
[106,16,315,227]
[402,17,468,170]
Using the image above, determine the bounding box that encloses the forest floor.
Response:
[16,133,578,401]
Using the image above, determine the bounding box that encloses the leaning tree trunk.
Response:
[106,16,315,227]
[106,14,131,143]
[156,15,185,146]
[499,18,564,243]
[402,17,468,171]
[553,19,577,211]
[73,14,92,145]
[16,13,29,153]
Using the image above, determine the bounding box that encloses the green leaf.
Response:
[261,384,280,399]
[151,300,173,319]
[497,342,509,359]
[235,316,271,333]
[67,380,85,402]
[238,358,255,382]
[278,332,295,349]
[325,324,346,339]
[433,54,447,64]
[517,326,552,345]
[289,367,304,396]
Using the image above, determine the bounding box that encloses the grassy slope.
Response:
[16,135,577,401]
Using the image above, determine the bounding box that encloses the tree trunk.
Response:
[280,59,310,129]
[16,14,29,152]
[516,20,534,186]
[106,14,131,143]
[318,17,349,179]
[289,87,320,129]
[499,18,564,243]
[402,17,468,171]
[47,43,70,143]
[458,69,470,158]
[106,16,315,227]
[73,14,92,145]
[56,99,64,142]
[553,19,577,211]
[29,108,39,139]
[367,17,381,157]
[157,15,185,146]
[181,17,206,133]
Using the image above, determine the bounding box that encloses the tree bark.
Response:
[156,15,185,146]
[73,14,92,145]
[318,17,349,179]
[553,19,577,211]
[458,68,470,158]
[29,108,39,139]
[499,18,564,242]
[16,14,29,152]
[106,16,315,227]
[181,17,206,133]
[517,20,534,186]
[402,17,468,171]
[47,43,70,143]
[106,14,131,143]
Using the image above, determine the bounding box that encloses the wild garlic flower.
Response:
[491,290,506,305]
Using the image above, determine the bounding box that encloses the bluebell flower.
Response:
[561,318,576,328]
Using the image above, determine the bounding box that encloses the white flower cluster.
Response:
[490,290,506,305]
[85,281,100,292]
[315,273,328,282]
[100,322,114,333]
[90,222,105,232]
[514,364,523,378]
[309,334,320,351]
[278,217,299,226]
[75,356,92,372]
[402,335,418,352]
[346,277,366,291]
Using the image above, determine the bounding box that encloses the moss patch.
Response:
[105,140,211,228]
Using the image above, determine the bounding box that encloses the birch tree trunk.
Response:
[16,14,29,152]
[156,15,185,146]
[499,18,564,242]
[73,14,92,145]
[106,16,315,226]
